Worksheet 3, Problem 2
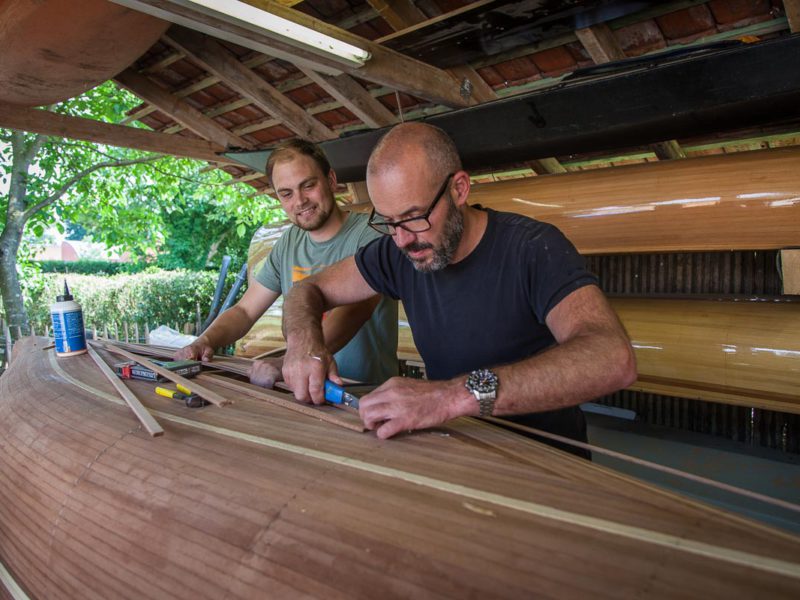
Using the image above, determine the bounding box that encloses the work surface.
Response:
[1,338,799,599]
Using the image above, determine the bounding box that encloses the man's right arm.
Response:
[282,255,378,404]
[175,280,280,361]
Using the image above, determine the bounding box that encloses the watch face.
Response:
[468,369,498,393]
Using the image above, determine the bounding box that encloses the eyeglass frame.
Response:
[367,172,455,236]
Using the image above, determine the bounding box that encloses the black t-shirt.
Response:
[355,208,598,456]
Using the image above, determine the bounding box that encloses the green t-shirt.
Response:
[255,212,398,384]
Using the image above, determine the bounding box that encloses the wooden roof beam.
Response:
[296,67,398,129]
[114,68,253,150]
[786,0,800,33]
[112,0,471,108]
[164,27,337,142]
[0,103,230,164]
[366,0,427,30]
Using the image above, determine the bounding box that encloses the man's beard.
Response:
[402,199,464,273]
[294,202,332,231]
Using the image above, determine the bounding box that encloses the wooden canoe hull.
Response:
[469,147,800,254]
[0,0,169,106]
[616,298,800,413]
[236,296,800,414]
[2,337,800,598]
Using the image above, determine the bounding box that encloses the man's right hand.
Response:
[282,338,341,405]
[174,337,216,362]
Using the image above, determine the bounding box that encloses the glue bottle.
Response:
[50,280,87,357]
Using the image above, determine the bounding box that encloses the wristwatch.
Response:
[465,368,499,417]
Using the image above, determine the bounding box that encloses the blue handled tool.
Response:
[324,380,360,409]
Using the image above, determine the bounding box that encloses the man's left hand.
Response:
[359,377,476,439]
[248,357,283,388]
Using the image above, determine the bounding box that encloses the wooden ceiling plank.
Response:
[121,53,273,125]
[575,23,626,64]
[366,0,426,30]
[786,0,800,33]
[297,67,398,129]
[651,140,687,160]
[528,158,567,175]
[0,103,229,164]
[140,50,186,74]
[114,68,253,149]
[447,64,497,104]
[165,27,337,142]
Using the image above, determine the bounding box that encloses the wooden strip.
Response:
[251,346,285,360]
[0,556,31,600]
[198,373,364,432]
[481,417,800,516]
[91,341,231,407]
[84,345,164,437]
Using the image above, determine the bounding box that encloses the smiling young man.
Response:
[280,123,636,456]
[176,139,398,388]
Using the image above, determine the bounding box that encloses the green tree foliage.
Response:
[0,81,281,329]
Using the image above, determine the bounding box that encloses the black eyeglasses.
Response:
[368,173,455,235]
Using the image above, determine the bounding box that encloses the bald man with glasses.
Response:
[282,123,636,457]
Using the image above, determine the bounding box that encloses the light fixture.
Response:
[111,0,371,70]
[182,0,370,65]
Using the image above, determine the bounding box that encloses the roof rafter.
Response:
[164,26,337,142]
[114,68,253,149]
[296,67,398,129]
[0,103,229,164]
[112,0,472,108]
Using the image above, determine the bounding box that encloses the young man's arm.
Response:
[175,280,280,362]
[358,285,637,439]
[249,295,381,387]
[281,256,380,403]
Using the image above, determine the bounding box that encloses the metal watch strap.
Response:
[465,368,498,417]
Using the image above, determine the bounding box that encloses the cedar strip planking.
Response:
[3,338,800,598]
[25,345,800,549]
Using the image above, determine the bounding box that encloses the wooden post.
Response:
[92,326,98,341]
[113,322,119,341]
[30,324,36,337]
[124,322,129,343]
[196,302,202,335]
[144,322,150,344]
[15,326,22,339]
[103,325,109,340]
[134,322,140,344]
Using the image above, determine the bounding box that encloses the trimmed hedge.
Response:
[25,269,243,332]
[35,259,151,276]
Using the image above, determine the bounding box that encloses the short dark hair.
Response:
[265,139,332,186]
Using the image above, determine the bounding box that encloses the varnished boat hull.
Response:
[237,296,800,414]
[616,297,800,413]
[0,0,169,106]
[469,147,800,254]
[2,337,800,598]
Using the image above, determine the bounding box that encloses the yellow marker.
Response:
[155,386,184,400]
[176,383,192,396]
